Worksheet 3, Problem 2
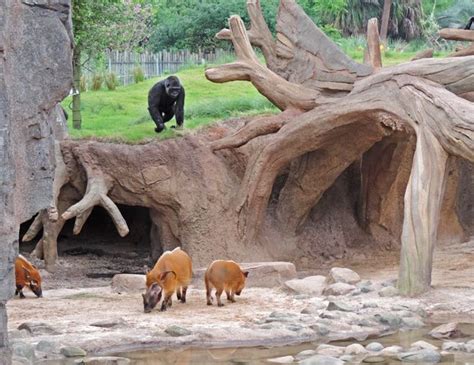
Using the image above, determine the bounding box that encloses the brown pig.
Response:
[15,255,43,298]
[142,247,192,313]
[205,260,249,307]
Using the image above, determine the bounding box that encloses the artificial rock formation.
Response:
[0,0,72,362]
[24,0,473,298]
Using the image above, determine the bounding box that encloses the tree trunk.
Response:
[72,48,82,129]
[380,0,392,41]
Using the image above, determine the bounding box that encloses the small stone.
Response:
[17,322,59,335]
[344,343,367,355]
[429,322,464,339]
[378,286,398,297]
[285,276,327,296]
[441,341,465,352]
[90,318,125,328]
[316,344,345,357]
[380,346,403,357]
[326,301,356,312]
[60,346,87,358]
[365,342,384,352]
[397,349,441,363]
[12,343,35,362]
[35,340,57,354]
[295,350,317,361]
[164,325,192,337]
[300,354,344,365]
[323,283,356,296]
[74,357,131,365]
[267,355,294,364]
[362,302,378,309]
[374,313,401,328]
[357,280,373,293]
[310,323,330,336]
[401,317,424,329]
[328,268,361,285]
[410,340,438,351]
[362,356,386,363]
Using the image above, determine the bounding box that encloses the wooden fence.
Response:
[84,49,233,85]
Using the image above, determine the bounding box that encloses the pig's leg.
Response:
[216,288,224,307]
[226,290,235,303]
[180,286,187,303]
[176,287,182,301]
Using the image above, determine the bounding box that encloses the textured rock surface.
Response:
[0,0,72,361]
[111,274,146,293]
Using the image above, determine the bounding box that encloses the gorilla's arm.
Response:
[465,17,474,30]
[148,83,165,130]
[175,88,185,127]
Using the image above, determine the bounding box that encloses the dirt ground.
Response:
[7,237,474,356]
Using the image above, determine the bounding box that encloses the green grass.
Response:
[64,65,277,143]
[65,44,449,143]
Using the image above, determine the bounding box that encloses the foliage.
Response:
[148,0,279,51]
[105,73,119,90]
[91,74,104,91]
[133,67,145,83]
[436,0,474,29]
[79,75,88,92]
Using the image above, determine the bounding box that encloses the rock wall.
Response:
[0,1,72,362]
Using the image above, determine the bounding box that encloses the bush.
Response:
[133,67,145,83]
[79,75,87,92]
[105,72,119,90]
[91,74,104,91]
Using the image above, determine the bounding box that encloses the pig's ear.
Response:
[243,271,249,278]
[149,282,162,296]
[159,271,176,281]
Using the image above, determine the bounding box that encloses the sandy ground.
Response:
[7,238,474,357]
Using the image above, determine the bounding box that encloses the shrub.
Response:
[91,74,104,91]
[133,66,145,83]
[105,72,119,90]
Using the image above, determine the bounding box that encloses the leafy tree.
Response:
[71,0,153,129]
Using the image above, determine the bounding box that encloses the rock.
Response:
[362,302,378,309]
[286,324,304,332]
[8,329,31,342]
[381,279,397,287]
[295,350,317,361]
[164,325,192,337]
[301,301,327,315]
[397,349,441,363]
[357,280,373,292]
[315,344,345,357]
[401,317,424,329]
[310,323,330,336]
[380,346,403,357]
[378,286,398,297]
[362,356,386,363]
[285,276,327,296]
[74,357,131,365]
[339,355,355,362]
[374,313,401,328]
[465,341,474,353]
[111,274,146,294]
[328,268,361,285]
[429,322,464,339]
[35,340,58,354]
[267,355,295,363]
[326,301,356,312]
[90,318,125,328]
[192,262,297,288]
[323,283,356,296]
[410,340,438,351]
[300,354,344,365]
[441,341,465,352]
[365,342,384,352]
[60,346,87,358]
[344,343,367,355]
[12,342,35,362]
[17,322,59,335]
[12,357,31,365]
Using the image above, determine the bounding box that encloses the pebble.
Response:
[164,325,192,337]
[366,342,384,352]
[60,346,87,358]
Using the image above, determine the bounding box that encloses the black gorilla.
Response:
[465,17,474,30]
[148,76,185,133]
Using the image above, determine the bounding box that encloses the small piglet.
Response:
[205,260,249,307]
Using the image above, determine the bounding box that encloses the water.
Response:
[116,324,474,365]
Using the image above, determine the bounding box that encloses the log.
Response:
[439,28,474,42]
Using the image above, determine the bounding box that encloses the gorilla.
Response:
[148,76,185,133]
[465,17,474,30]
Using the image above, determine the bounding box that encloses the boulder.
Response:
[374,313,401,328]
[164,325,192,337]
[35,340,58,354]
[310,323,330,336]
[60,346,87,358]
[401,317,424,329]
[365,342,384,352]
[315,344,345,357]
[380,345,403,357]
[362,356,385,363]
[378,286,398,297]
[323,283,356,296]
[441,341,465,352]
[397,349,441,363]
[17,322,59,336]
[285,276,327,296]
[295,350,317,361]
[328,268,361,285]
[410,340,438,351]
[192,262,297,288]
[267,355,294,363]
[344,343,367,355]
[90,318,125,328]
[12,342,35,362]
[429,322,464,339]
[111,274,146,294]
[326,301,356,312]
